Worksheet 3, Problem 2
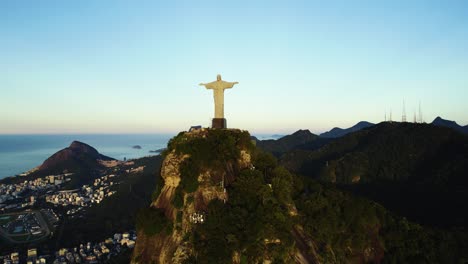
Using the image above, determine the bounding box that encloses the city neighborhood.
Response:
[0,161,146,263]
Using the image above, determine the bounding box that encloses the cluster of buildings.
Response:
[0,165,145,263]
[2,249,45,264]
[0,174,72,212]
[44,175,116,209]
[0,231,137,264]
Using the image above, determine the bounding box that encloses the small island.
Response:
[149,148,166,154]
[132,145,142,149]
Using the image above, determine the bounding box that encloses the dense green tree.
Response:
[271,166,293,204]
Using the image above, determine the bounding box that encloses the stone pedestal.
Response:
[212,118,226,129]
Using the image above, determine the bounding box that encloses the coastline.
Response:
[0,134,173,179]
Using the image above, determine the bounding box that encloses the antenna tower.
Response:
[418,102,423,123]
[402,100,407,122]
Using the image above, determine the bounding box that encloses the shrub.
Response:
[179,158,200,193]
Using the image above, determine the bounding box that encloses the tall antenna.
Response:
[389,109,393,122]
[413,111,417,123]
[402,100,407,122]
[418,101,423,123]
[384,110,387,122]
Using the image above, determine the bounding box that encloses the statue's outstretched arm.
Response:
[225,81,239,89]
[200,82,215,89]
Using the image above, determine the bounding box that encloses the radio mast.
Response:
[418,101,423,123]
[402,100,407,122]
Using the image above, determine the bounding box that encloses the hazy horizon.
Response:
[2,1,468,134]
[0,116,466,136]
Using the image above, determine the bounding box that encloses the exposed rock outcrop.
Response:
[132,129,253,264]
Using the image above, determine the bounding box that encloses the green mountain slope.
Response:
[132,128,468,263]
[281,122,468,227]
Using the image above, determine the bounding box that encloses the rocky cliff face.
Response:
[132,129,253,264]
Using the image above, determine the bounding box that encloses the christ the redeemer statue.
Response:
[199,74,238,129]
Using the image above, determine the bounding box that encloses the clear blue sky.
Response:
[1,0,467,134]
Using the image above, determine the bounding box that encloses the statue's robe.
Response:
[203,80,237,118]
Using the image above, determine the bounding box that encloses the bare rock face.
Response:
[132,129,253,264]
[239,150,251,168]
[133,150,188,264]
[152,152,186,219]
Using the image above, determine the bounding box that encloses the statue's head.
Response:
[217,74,221,81]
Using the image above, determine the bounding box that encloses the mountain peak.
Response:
[256,129,318,156]
[291,129,312,136]
[70,140,87,146]
[70,140,96,150]
[432,116,445,122]
[432,116,457,125]
[68,141,101,157]
[356,121,373,126]
[320,121,374,138]
[38,141,113,174]
[431,116,466,134]
[133,129,257,263]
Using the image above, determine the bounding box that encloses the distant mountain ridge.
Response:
[320,121,374,138]
[318,117,468,138]
[254,122,375,156]
[280,122,468,228]
[431,116,468,134]
[254,129,319,156]
[255,117,467,158]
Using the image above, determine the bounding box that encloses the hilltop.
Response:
[254,129,321,157]
[320,121,374,138]
[39,141,114,172]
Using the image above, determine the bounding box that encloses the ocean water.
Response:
[0,134,173,179]
[0,133,280,180]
